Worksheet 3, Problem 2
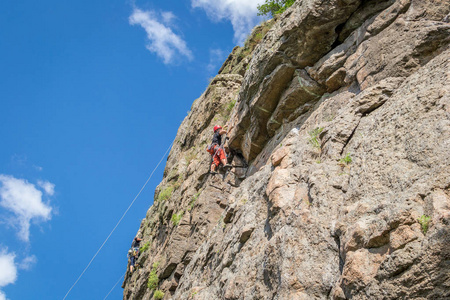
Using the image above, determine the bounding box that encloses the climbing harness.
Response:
[128,247,139,259]
[207,133,229,177]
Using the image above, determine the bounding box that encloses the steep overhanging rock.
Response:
[123,0,450,299]
[267,69,325,136]
[228,0,365,163]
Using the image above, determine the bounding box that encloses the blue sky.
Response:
[0,0,265,299]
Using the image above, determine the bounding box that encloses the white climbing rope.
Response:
[103,272,125,300]
[63,139,175,300]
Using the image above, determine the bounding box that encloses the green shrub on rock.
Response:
[339,153,352,165]
[188,191,201,212]
[147,262,159,290]
[153,290,164,299]
[140,241,150,252]
[418,215,432,234]
[171,211,184,226]
[308,127,323,150]
[257,0,296,17]
[158,186,174,201]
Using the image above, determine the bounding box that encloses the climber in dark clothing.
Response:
[207,125,231,174]
[128,237,142,273]
[131,237,142,248]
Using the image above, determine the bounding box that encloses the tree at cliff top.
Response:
[257,0,295,17]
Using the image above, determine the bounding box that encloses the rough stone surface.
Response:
[123,0,450,299]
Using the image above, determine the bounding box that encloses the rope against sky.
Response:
[103,272,126,300]
[63,140,175,300]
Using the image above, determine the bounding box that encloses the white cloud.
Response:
[161,11,176,25]
[37,180,55,196]
[129,8,193,64]
[0,250,17,287]
[0,249,17,288]
[0,175,53,242]
[0,249,17,300]
[18,255,37,271]
[191,0,266,44]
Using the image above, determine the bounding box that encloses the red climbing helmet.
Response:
[213,125,222,132]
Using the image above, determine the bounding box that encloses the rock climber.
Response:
[207,125,231,174]
[128,236,142,273]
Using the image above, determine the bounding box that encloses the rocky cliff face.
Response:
[123,0,450,299]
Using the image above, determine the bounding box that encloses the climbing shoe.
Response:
[224,164,232,169]
[210,171,218,175]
